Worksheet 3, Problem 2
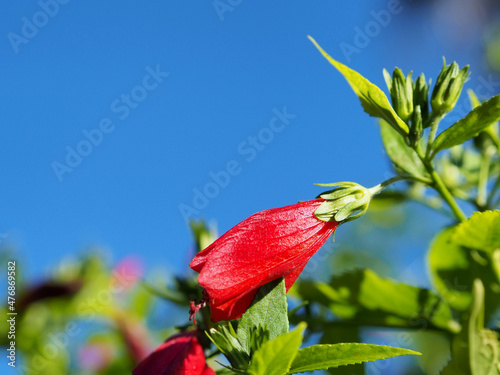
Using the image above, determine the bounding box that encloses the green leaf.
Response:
[308,36,409,137]
[288,343,420,373]
[380,120,429,179]
[140,280,187,306]
[429,227,500,322]
[428,227,472,311]
[452,211,500,254]
[320,325,364,375]
[431,94,500,158]
[296,269,459,333]
[247,323,305,375]
[441,280,500,375]
[237,278,289,355]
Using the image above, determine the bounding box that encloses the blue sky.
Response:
[0,1,493,280]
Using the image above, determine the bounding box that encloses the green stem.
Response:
[486,129,500,154]
[487,174,500,208]
[425,112,445,159]
[414,146,467,222]
[367,174,431,196]
[476,152,491,209]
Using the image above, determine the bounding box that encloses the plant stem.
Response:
[367,175,431,196]
[425,112,445,159]
[414,146,467,222]
[428,167,467,221]
[487,173,500,208]
[476,152,491,209]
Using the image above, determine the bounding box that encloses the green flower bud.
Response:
[431,60,469,115]
[315,182,372,223]
[208,325,249,369]
[409,105,423,146]
[387,68,414,122]
[413,73,429,125]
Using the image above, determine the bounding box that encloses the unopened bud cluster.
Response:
[431,60,469,116]
[384,60,468,146]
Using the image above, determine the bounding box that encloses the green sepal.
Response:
[207,324,250,370]
[314,182,371,223]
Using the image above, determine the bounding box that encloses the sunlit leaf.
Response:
[380,120,429,178]
[296,269,459,333]
[247,323,305,375]
[441,280,500,375]
[237,278,289,355]
[288,343,420,373]
[308,36,409,137]
[452,211,500,254]
[429,227,500,322]
[431,94,500,158]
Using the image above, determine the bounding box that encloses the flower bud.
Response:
[386,68,414,123]
[413,73,429,125]
[208,326,249,370]
[409,105,423,146]
[314,182,371,223]
[431,60,469,115]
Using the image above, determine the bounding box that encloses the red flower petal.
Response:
[133,331,215,375]
[190,199,337,322]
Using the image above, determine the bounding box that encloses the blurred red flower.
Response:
[190,199,338,322]
[133,331,214,375]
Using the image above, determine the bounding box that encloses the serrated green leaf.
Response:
[288,343,420,373]
[320,325,364,375]
[308,36,409,137]
[237,278,289,355]
[380,120,429,178]
[247,323,305,375]
[441,280,500,375]
[452,211,500,254]
[431,94,500,158]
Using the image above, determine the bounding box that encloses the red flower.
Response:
[189,199,338,322]
[133,331,215,375]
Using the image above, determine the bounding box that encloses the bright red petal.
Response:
[190,199,337,321]
[133,332,213,375]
